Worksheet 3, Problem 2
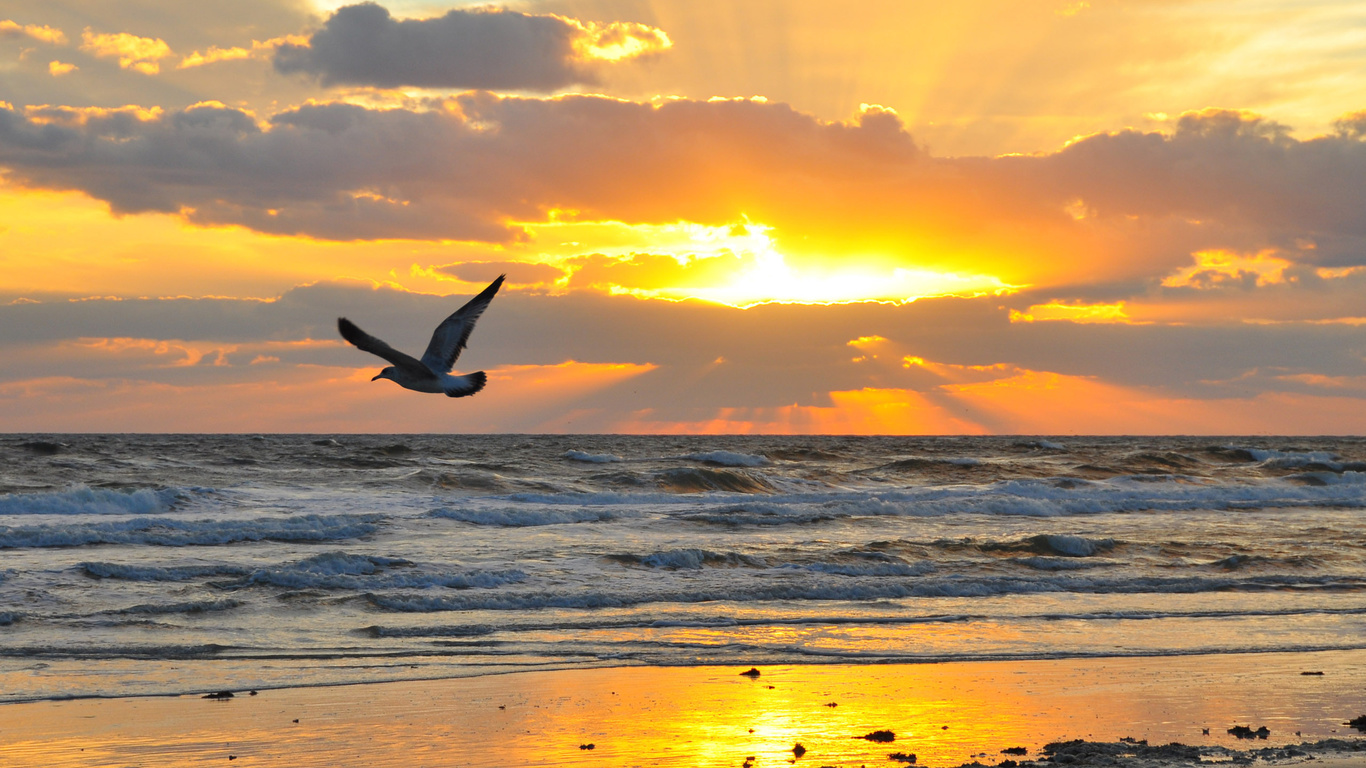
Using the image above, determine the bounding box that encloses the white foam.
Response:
[562,450,624,463]
[0,485,184,516]
[684,451,771,467]
[1232,447,1340,466]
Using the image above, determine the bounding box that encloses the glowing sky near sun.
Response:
[1,0,1365,433]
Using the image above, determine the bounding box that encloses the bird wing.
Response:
[338,317,425,371]
[419,275,505,374]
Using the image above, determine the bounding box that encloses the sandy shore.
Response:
[2,650,1365,767]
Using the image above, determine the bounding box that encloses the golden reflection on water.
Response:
[2,651,1365,767]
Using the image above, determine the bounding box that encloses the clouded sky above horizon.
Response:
[2,0,1365,433]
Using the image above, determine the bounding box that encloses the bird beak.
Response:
[371,373,383,381]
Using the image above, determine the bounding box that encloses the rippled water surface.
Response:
[1,434,1364,701]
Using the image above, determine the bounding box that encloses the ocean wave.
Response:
[656,467,776,494]
[1211,553,1323,570]
[785,559,934,577]
[366,573,1366,613]
[606,548,764,570]
[430,506,630,526]
[1010,556,1108,571]
[0,514,379,548]
[0,485,187,516]
[80,562,251,581]
[111,598,244,615]
[871,457,984,473]
[980,534,1117,558]
[0,643,236,660]
[215,551,527,591]
[676,504,846,526]
[562,450,624,463]
[1218,446,1364,472]
[504,475,1366,522]
[683,451,771,467]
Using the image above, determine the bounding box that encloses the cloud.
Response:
[5,281,1366,433]
[48,60,77,77]
[79,28,174,74]
[178,36,304,70]
[272,3,670,90]
[4,281,1365,411]
[0,96,1364,313]
[433,261,566,288]
[0,19,66,45]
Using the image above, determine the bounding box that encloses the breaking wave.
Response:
[0,486,189,516]
[217,551,526,591]
[683,451,771,467]
[0,514,379,548]
[81,562,251,581]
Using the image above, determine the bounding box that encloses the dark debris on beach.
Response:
[1226,725,1269,739]
[944,737,1366,767]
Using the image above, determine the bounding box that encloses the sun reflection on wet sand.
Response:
[2,651,1365,767]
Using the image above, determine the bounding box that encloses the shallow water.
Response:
[1,434,1364,701]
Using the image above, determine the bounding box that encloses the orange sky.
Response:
[1,0,1364,433]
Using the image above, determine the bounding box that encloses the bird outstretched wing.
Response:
[338,317,425,371]
[420,275,505,375]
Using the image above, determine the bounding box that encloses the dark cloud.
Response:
[3,284,1364,416]
[0,96,1364,294]
[273,3,666,90]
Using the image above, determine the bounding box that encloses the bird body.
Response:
[338,275,504,397]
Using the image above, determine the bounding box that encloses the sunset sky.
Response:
[2,0,1365,433]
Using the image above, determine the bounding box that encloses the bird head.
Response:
[372,367,395,382]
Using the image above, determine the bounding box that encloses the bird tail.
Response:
[443,371,487,398]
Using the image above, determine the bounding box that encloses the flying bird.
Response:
[338,275,504,397]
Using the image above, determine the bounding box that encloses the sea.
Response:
[1,434,1364,703]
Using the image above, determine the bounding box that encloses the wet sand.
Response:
[2,650,1365,767]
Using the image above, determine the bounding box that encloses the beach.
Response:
[4,651,1365,767]
[3,434,1366,765]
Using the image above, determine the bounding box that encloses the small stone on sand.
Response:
[888,752,917,763]
[793,743,806,757]
[1227,725,1270,739]
[740,668,762,678]
[860,730,896,743]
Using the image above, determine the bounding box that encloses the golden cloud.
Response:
[0,20,67,45]
[79,28,174,74]
[177,35,308,70]
[1009,301,1133,324]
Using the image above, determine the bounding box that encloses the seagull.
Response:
[338,275,504,397]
